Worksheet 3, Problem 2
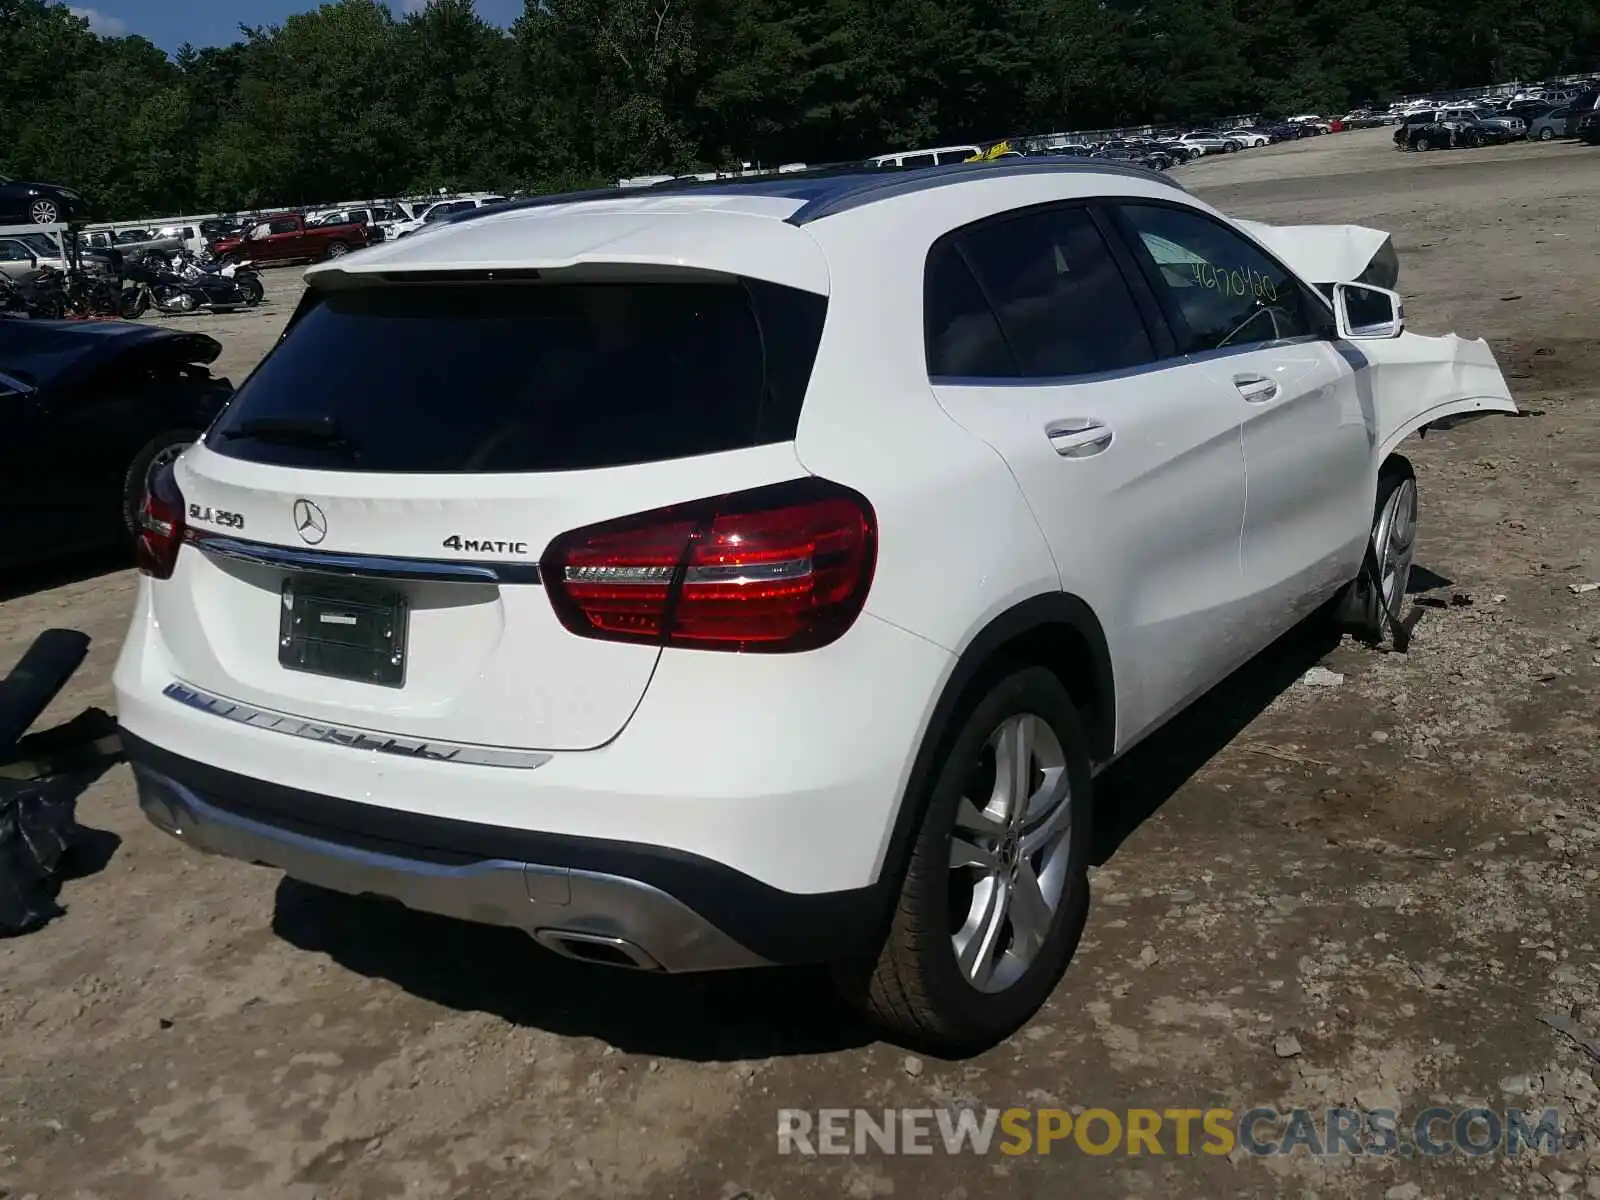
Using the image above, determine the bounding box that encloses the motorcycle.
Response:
[120,251,262,317]
[169,248,265,305]
[0,266,68,319]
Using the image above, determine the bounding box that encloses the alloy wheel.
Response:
[29,198,60,224]
[1373,477,1418,620]
[948,713,1074,994]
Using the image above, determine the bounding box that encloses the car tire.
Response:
[239,276,264,304]
[1539,127,1556,140]
[1224,140,1240,153]
[1330,457,1418,650]
[1417,135,1435,151]
[122,430,201,536]
[324,241,349,259]
[29,198,61,224]
[842,666,1093,1051]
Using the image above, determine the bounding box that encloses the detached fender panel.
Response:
[1354,331,1520,461]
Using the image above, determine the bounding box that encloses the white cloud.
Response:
[68,6,128,36]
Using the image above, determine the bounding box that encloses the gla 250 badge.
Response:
[442,535,530,555]
[189,503,245,531]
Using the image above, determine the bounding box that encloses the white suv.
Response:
[116,159,1516,1049]
[387,195,509,238]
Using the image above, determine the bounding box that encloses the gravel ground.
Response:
[3,127,1599,1198]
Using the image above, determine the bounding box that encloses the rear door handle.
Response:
[1045,418,1114,457]
[1234,374,1280,404]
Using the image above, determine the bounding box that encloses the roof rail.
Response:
[432,155,1188,232]
[784,156,1188,223]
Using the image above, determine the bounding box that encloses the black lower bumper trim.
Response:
[119,729,884,965]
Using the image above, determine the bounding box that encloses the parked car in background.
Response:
[1530,107,1575,139]
[0,320,233,569]
[387,195,509,239]
[1263,121,1307,141]
[210,212,371,264]
[1395,110,1514,150]
[0,174,88,225]
[82,228,186,258]
[200,218,247,243]
[308,206,408,244]
[0,237,59,280]
[1438,106,1525,138]
[1578,108,1600,144]
[1174,129,1240,155]
[1223,128,1271,148]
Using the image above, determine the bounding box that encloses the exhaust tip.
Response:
[534,929,662,971]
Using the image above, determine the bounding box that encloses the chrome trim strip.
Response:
[190,533,542,585]
[163,681,553,769]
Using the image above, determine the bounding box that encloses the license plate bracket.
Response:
[279,576,409,688]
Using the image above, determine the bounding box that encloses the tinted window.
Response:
[952,206,1155,377]
[206,280,827,474]
[1118,203,1314,352]
[270,218,298,234]
[0,241,31,262]
[924,243,1014,377]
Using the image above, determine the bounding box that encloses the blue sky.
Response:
[64,0,522,54]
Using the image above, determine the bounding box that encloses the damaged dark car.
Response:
[0,321,233,572]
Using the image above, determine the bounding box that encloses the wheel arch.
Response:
[867,592,1115,908]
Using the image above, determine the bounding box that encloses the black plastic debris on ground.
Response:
[0,629,122,937]
[0,772,85,934]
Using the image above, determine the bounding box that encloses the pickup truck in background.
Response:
[209,212,369,265]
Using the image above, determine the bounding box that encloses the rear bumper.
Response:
[124,730,881,971]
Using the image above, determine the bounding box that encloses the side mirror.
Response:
[1333,281,1404,340]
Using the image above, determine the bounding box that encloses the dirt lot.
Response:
[3,126,1599,1198]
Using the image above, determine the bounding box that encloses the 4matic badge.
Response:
[442,535,530,555]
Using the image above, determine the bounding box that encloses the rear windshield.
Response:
[205,279,827,473]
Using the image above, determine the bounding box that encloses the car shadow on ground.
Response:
[270,581,1444,1062]
[271,878,875,1061]
[1089,616,1343,865]
[0,549,130,604]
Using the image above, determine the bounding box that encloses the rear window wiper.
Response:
[219,414,360,454]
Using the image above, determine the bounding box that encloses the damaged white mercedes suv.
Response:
[115,160,1516,1049]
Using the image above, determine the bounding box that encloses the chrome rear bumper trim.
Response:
[163,681,553,770]
[191,532,543,585]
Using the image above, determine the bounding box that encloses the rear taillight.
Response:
[542,478,877,653]
[134,462,185,580]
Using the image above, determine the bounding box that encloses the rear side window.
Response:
[925,206,1155,379]
[925,243,1014,377]
[206,280,827,474]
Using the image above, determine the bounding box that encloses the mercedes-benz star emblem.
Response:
[292,499,327,546]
